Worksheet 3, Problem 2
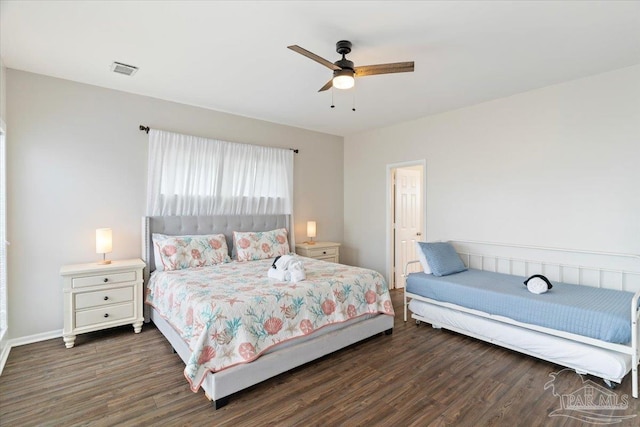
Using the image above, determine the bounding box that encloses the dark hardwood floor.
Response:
[1,290,638,426]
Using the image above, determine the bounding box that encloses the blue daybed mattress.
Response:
[406,269,636,344]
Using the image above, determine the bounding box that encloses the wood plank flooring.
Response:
[1,290,638,426]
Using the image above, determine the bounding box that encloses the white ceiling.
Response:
[1,1,639,137]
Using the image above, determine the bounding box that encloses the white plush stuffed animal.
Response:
[523,274,553,294]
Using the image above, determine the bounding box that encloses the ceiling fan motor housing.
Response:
[334,40,354,75]
[336,40,352,55]
[334,58,354,71]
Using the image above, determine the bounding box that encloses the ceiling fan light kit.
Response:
[333,69,355,89]
[288,40,414,97]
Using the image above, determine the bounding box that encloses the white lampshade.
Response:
[306,221,317,238]
[333,73,355,90]
[96,228,112,264]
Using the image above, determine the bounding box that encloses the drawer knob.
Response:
[104,313,109,318]
[103,296,109,301]
[103,278,109,283]
[323,251,327,255]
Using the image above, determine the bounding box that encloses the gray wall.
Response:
[6,69,343,340]
[344,65,640,280]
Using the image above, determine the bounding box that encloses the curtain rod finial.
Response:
[139,125,150,134]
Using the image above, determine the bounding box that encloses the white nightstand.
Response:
[296,242,341,263]
[61,258,146,348]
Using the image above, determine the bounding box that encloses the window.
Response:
[147,129,293,216]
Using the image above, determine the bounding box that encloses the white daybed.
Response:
[403,240,640,398]
[142,215,394,409]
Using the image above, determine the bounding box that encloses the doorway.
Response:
[387,161,425,289]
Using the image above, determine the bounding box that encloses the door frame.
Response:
[386,159,427,289]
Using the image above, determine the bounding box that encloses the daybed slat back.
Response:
[451,240,640,293]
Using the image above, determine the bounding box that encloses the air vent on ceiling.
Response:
[110,61,138,76]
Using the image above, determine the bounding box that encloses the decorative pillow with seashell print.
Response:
[233,228,290,261]
[152,233,231,271]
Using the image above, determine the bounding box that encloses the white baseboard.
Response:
[0,329,62,375]
[10,329,62,347]
[0,328,8,375]
[0,342,9,375]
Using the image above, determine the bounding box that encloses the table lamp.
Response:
[306,221,316,245]
[96,228,113,264]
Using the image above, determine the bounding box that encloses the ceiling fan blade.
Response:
[288,45,342,71]
[354,61,414,77]
[318,79,333,92]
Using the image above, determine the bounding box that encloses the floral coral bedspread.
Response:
[145,257,394,392]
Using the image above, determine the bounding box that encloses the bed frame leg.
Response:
[384,328,393,335]
[632,335,638,398]
[214,396,230,409]
[403,290,407,322]
[633,361,638,399]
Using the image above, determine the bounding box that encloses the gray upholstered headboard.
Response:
[141,214,291,279]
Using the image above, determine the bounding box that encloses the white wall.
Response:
[0,57,6,124]
[344,65,640,279]
[6,70,343,340]
[0,57,6,366]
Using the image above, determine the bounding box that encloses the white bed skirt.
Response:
[408,299,631,383]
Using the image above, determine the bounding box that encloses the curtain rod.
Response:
[139,125,299,153]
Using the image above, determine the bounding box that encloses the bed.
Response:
[403,240,640,398]
[142,215,394,408]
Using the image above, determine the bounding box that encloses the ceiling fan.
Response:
[288,40,414,92]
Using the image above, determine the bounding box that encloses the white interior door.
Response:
[394,167,423,288]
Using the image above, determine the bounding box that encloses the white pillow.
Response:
[415,241,432,274]
[152,233,168,271]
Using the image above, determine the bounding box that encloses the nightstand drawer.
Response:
[75,287,133,309]
[72,271,137,288]
[305,247,338,258]
[75,303,134,328]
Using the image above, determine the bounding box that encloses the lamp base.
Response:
[98,260,112,265]
[304,241,316,245]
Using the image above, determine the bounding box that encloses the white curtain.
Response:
[146,129,293,216]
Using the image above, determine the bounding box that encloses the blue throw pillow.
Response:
[420,242,467,277]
